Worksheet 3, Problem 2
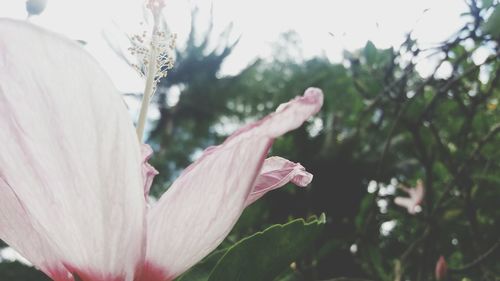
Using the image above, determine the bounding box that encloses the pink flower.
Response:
[435,256,448,280]
[0,19,323,281]
[394,179,425,214]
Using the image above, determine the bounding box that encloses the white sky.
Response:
[0,0,468,92]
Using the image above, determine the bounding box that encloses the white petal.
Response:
[140,88,323,280]
[0,19,145,280]
[0,177,66,277]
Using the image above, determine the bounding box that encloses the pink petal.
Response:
[141,144,159,199]
[394,197,417,214]
[0,20,145,280]
[412,180,425,204]
[245,156,313,206]
[0,177,67,277]
[394,180,425,214]
[141,88,323,280]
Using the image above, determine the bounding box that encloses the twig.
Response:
[432,122,500,214]
[451,239,500,272]
[400,226,431,262]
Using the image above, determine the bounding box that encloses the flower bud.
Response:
[26,0,48,17]
[435,256,448,280]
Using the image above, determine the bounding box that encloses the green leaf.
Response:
[206,214,326,281]
[176,249,226,281]
[482,5,500,38]
[355,193,375,232]
[363,41,377,65]
[367,246,390,280]
[443,209,463,220]
[0,262,50,281]
[482,0,494,9]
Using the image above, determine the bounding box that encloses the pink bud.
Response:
[435,256,448,280]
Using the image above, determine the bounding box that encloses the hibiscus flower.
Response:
[0,19,323,281]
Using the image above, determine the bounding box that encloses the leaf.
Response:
[363,41,377,65]
[443,209,463,220]
[482,0,494,9]
[176,249,226,281]
[472,173,500,185]
[367,246,389,280]
[273,269,302,281]
[355,193,375,232]
[0,262,50,281]
[482,5,500,38]
[206,214,326,281]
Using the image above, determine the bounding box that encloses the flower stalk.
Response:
[136,29,159,142]
[135,0,174,142]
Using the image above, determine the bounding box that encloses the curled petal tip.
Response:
[292,169,313,187]
[245,157,313,206]
[304,87,324,103]
[276,87,324,114]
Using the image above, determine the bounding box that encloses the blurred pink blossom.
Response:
[394,179,425,214]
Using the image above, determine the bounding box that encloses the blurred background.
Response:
[0,0,499,280]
